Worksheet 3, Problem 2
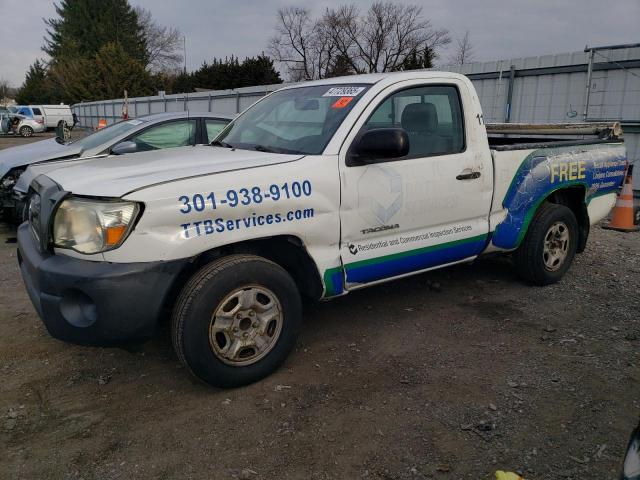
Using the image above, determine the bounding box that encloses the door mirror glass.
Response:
[349,128,409,165]
[111,140,138,155]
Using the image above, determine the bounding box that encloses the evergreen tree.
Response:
[325,53,356,78]
[423,47,435,68]
[49,43,154,103]
[44,0,147,65]
[15,60,55,104]
[395,46,435,71]
[93,43,154,98]
[169,72,195,94]
[187,55,282,92]
[241,54,282,86]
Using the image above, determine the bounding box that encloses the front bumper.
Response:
[17,223,189,346]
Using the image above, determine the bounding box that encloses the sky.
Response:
[1,0,638,87]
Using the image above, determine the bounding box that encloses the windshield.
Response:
[67,119,147,150]
[218,84,371,155]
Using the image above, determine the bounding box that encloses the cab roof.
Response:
[281,70,469,89]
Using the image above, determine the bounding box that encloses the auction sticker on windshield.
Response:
[332,97,354,109]
[323,86,366,97]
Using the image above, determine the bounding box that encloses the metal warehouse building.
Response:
[72,44,640,190]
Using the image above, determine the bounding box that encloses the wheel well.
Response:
[161,236,323,321]
[545,186,589,253]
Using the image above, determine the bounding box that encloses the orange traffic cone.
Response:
[97,118,107,130]
[603,164,639,232]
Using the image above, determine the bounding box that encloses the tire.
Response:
[513,202,579,285]
[634,206,640,226]
[19,126,34,137]
[172,254,302,388]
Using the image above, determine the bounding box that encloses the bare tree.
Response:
[449,30,475,65]
[270,2,451,80]
[0,79,10,106]
[135,7,184,73]
[326,3,451,73]
[268,7,337,81]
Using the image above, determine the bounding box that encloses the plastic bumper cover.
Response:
[17,223,189,346]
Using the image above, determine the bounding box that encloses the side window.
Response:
[362,85,464,157]
[18,107,32,117]
[32,108,42,116]
[205,119,228,142]
[129,120,196,152]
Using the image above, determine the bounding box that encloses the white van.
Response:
[15,105,74,130]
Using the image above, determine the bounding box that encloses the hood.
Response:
[0,138,82,178]
[41,145,304,198]
[15,153,107,194]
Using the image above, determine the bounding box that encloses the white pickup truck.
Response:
[17,72,627,388]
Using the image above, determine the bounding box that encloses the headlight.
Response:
[52,197,140,254]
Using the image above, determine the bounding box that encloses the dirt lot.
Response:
[1,134,639,479]
[0,131,59,148]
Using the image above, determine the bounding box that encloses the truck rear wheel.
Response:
[513,202,578,285]
[172,254,302,388]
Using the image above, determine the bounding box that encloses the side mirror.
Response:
[348,128,409,166]
[111,141,137,155]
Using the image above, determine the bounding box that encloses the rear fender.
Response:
[492,143,626,250]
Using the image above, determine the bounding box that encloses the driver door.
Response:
[338,79,493,289]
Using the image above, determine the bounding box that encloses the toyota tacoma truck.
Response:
[17,72,627,388]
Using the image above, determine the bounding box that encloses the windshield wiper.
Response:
[253,144,278,153]
[211,140,234,148]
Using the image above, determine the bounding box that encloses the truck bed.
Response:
[487,122,623,151]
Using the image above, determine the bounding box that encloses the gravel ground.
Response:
[0,135,639,479]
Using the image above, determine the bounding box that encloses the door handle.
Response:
[456,171,481,180]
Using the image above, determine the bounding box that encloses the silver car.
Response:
[0,112,46,137]
[0,112,233,221]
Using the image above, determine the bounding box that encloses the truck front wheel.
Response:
[513,202,579,285]
[172,254,302,388]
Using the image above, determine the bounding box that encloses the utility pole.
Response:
[583,47,595,121]
[183,36,187,74]
[582,42,640,121]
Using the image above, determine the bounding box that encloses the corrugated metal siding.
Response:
[71,47,640,189]
[433,48,640,190]
[72,83,286,129]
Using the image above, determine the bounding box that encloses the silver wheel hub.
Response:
[543,221,569,271]
[209,286,282,366]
